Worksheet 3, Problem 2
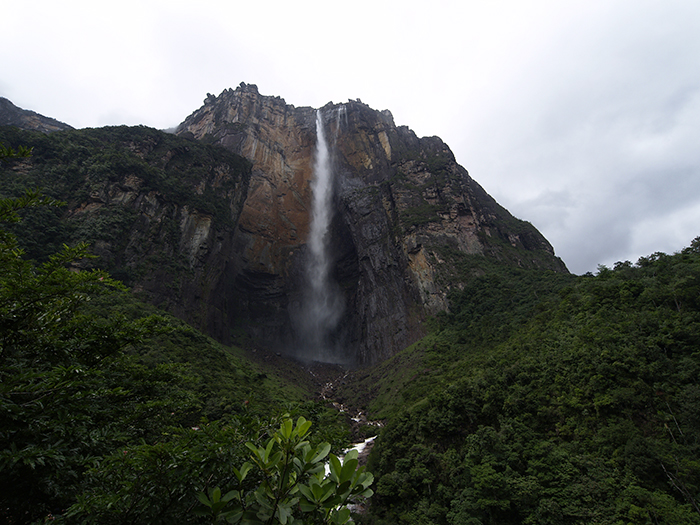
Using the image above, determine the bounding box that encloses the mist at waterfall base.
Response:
[293,110,346,364]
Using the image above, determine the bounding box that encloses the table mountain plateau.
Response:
[0,86,567,365]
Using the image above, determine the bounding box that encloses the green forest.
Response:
[353,248,700,524]
[1,130,700,524]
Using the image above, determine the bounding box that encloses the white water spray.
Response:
[298,110,344,361]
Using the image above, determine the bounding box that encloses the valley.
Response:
[1,91,699,524]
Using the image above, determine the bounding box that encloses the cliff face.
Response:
[1,89,566,366]
[176,84,567,365]
[0,125,251,341]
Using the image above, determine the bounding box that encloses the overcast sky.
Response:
[3,0,699,274]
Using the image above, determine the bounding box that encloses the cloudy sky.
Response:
[3,0,699,274]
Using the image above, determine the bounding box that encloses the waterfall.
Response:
[335,104,347,131]
[297,109,344,362]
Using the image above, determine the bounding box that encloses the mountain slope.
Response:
[1,88,566,365]
[0,97,73,133]
[345,241,700,524]
[0,125,251,341]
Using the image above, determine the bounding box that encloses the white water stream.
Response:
[324,435,377,477]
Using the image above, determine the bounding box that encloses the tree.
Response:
[0,144,372,523]
[0,142,33,162]
[196,417,373,524]
[0,188,169,521]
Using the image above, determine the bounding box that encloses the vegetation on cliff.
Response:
[0,125,251,266]
[0,125,255,345]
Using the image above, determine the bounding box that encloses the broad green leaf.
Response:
[221,489,238,503]
[264,437,275,462]
[212,501,227,514]
[337,480,351,495]
[310,442,331,464]
[332,507,351,524]
[299,500,317,513]
[319,482,337,503]
[234,462,252,482]
[268,451,282,469]
[277,502,292,524]
[281,418,293,440]
[340,457,358,484]
[298,484,315,502]
[253,487,272,510]
[288,484,300,496]
[307,463,325,476]
[294,440,310,451]
[311,482,324,500]
[295,418,312,438]
[245,442,262,459]
[240,509,261,524]
[218,509,241,520]
[293,457,304,472]
[196,491,211,508]
[328,454,342,482]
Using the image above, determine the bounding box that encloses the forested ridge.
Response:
[352,245,700,524]
[1,130,700,524]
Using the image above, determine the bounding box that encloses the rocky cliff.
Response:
[0,125,251,341]
[176,83,567,365]
[0,90,566,365]
[0,97,73,133]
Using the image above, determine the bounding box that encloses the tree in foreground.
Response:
[196,417,374,524]
[0,187,177,521]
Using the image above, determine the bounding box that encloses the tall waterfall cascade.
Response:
[297,109,345,362]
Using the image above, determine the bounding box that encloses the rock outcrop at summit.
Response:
[177,83,567,364]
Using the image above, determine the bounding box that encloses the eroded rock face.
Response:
[176,84,568,365]
[75,149,250,342]
[177,85,318,352]
[0,124,252,344]
[1,87,567,366]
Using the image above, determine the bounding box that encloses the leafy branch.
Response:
[196,417,373,524]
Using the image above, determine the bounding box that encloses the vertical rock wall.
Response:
[176,84,567,365]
